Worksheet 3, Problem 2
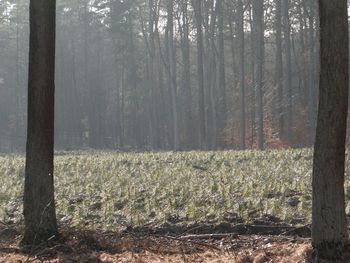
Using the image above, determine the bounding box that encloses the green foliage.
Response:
[0,149,331,229]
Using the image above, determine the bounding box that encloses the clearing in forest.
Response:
[0,149,347,262]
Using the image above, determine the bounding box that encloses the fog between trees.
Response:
[0,0,323,152]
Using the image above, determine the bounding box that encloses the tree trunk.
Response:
[192,0,206,150]
[22,0,58,246]
[249,4,256,148]
[296,0,308,107]
[180,0,193,150]
[217,0,226,145]
[167,0,179,151]
[252,0,264,150]
[306,1,317,144]
[228,6,237,148]
[282,0,293,144]
[275,0,284,140]
[312,0,349,259]
[14,1,21,151]
[204,0,217,150]
[237,0,246,150]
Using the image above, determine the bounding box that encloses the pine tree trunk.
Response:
[180,0,193,150]
[237,0,246,150]
[312,0,349,259]
[307,2,317,144]
[192,0,206,150]
[217,0,226,145]
[167,0,179,151]
[252,0,264,150]
[22,0,58,246]
[275,0,284,140]
[282,0,293,143]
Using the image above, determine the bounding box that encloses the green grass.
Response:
[1,149,347,230]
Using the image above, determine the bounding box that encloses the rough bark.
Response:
[22,0,58,246]
[312,0,349,259]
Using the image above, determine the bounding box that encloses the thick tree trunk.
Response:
[312,0,349,259]
[22,0,58,246]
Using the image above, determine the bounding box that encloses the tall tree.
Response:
[252,0,265,150]
[179,0,193,149]
[22,0,58,246]
[166,0,179,151]
[275,0,284,139]
[216,0,226,144]
[237,0,246,149]
[203,0,217,150]
[192,0,206,149]
[282,0,293,143]
[307,0,317,144]
[312,0,349,259]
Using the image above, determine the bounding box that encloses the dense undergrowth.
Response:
[0,149,348,230]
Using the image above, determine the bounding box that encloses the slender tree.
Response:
[252,0,264,150]
[166,0,179,151]
[282,0,293,143]
[22,0,58,246]
[237,0,246,150]
[312,0,349,259]
[192,0,206,149]
[217,0,226,144]
[179,0,193,149]
[204,0,217,150]
[305,0,317,143]
[275,0,284,139]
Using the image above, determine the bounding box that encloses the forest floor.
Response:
[0,224,314,262]
[0,149,349,262]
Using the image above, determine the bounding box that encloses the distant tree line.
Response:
[0,0,329,151]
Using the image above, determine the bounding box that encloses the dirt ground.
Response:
[0,223,318,263]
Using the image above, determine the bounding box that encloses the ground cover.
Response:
[1,149,348,262]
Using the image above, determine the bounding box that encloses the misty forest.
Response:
[0,0,349,262]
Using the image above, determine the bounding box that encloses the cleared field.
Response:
[1,149,347,230]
